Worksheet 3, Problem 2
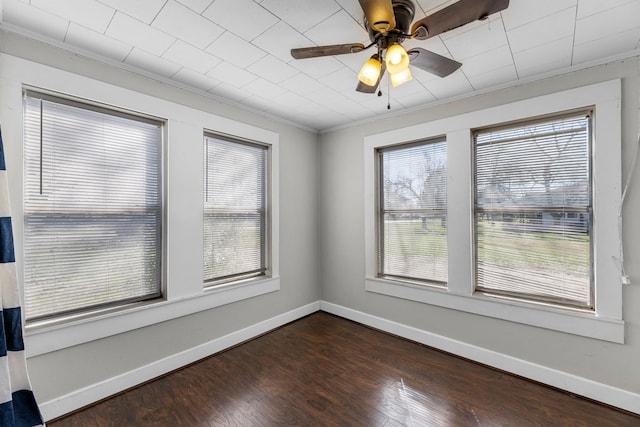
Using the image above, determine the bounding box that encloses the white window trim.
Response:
[364,80,624,343]
[0,55,280,357]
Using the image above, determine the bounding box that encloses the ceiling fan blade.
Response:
[356,62,386,93]
[291,43,366,59]
[411,0,509,40]
[359,0,396,34]
[408,48,462,78]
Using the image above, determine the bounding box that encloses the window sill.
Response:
[365,277,624,343]
[25,276,280,357]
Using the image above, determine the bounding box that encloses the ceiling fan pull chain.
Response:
[387,75,391,110]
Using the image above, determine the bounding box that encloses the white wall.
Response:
[0,31,320,420]
[319,58,640,412]
[2,28,640,419]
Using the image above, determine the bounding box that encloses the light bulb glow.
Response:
[390,67,413,87]
[358,55,382,87]
[385,43,410,74]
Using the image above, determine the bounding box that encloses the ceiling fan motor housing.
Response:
[366,0,416,43]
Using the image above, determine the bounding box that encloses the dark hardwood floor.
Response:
[49,312,639,426]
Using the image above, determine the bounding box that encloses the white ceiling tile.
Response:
[574,1,640,45]
[246,55,299,84]
[171,67,220,91]
[162,40,221,73]
[206,62,258,88]
[443,17,508,60]
[124,48,182,78]
[356,93,394,115]
[206,31,267,68]
[252,21,314,63]
[202,0,278,41]
[260,0,340,33]
[327,96,373,120]
[507,7,576,54]
[248,95,281,112]
[501,0,576,31]
[306,87,348,108]
[107,12,175,56]
[422,70,472,99]
[65,23,131,61]
[512,36,573,76]
[279,72,326,95]
[466,64,517,90]
[207,84,251,104]
[394,87,437,109]
[31,0,114,33]
[176,0,214,14]
[271,90,310,108]
[290,56,345,79]
[334,0,366,27]
[318,66,358,92]
[2,0,69,41]
[459,44,513,76]
[304,10,368,46]
[153,0,224,49]
[577,0,636,19]
[573,28,640,64]
[98,0,166,24]
[243,77,288,99]
[415,0,457,16]
[6,0,640,132]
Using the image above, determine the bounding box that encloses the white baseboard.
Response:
[320,301,640,415]
[39,301,321,421]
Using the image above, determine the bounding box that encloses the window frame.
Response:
[22,89,165,322]
[472,110,595,310]
[203,132,271,287]
[364,80,624,343]
[0,55,280,357]
[376,137,448,287]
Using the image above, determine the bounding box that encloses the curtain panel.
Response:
[0,127,45,426]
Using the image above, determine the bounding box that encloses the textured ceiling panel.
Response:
[2,0,639,132]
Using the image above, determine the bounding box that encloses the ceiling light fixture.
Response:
[358,54,383,87]
[389,67,413,87]
[291,0,511,95]
[385,42,412,87]
[385,43,410,75]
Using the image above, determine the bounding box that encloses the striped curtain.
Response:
[0,127,44,426]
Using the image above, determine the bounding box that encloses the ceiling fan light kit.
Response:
[358,54,383,87]
[385,43,410,74]
[390,67,413,87]
[291,0,510,94]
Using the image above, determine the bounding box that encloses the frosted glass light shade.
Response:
[358,55,382,87]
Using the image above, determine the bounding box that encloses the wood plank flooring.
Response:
[49,312,639,426]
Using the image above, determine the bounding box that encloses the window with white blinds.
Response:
[203,134,267,286]
[474,111,592,308]
[23,91,163,321]
[378,140,447,285]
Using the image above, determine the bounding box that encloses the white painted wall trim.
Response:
[319,301,640,416]
[39,301,321,422]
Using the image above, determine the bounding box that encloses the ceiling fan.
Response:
[291,0,510,93]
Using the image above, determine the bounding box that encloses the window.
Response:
[474,112,592,308]
[378,140,447,285]
[23,91,163,322]
[364,80,623,342]
[203,134,268,286]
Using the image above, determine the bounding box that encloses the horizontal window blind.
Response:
[474,112,592,307]
[379,140,447,284]
[203,135,266,285]
[23,92,162,321]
